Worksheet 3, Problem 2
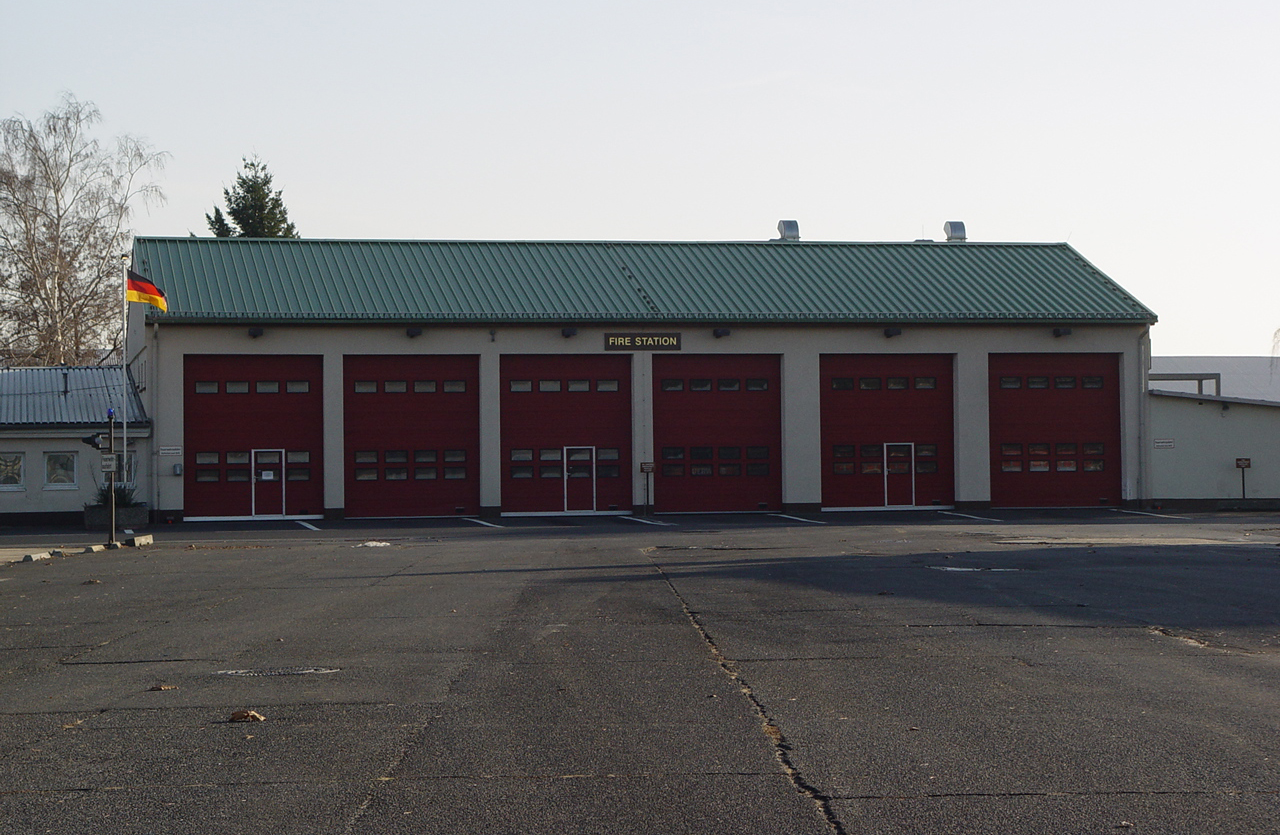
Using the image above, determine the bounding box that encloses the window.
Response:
[0,452,24,488]
[384,380,407,393]
[661,379,684,391]
[509,380,533,392]
[860,444,882,458]
[385,468,409,480]
[999,377,1021,389]
[1054,377,1076,389]
[860,462,882,475]
[226,381,249,393]
[416,467,438,480]
[833,445,857,459]
[195,469,220,482]
[691,464,713,476]
[414,380,437,393]
[416,450,438,463]
[194,381,219,394]
[510,449,533,461]
[1055,443,1077,456]
[567,464,592,478]
[661,447,684,460]
[353,381,377,393]
[286,380,310,393]
[444,450,466,462]
[540,466,562,478]
[354,451,378,464]
[256,381,279,393]
[746,463,770,476]
[227,469,251,482]
[509,466,533,479]
[226,452,250,465]
[833,463,857,475]
[662,464,684,477]
[917,444,937,457]
[567,380,591,392]
[286,469,311,481]
[597,448,620,461]
[597,379,619,392]
[1083,443,1105,456]
[385,450,409,463]
[915,377,937,390]
[1027,377,1049,389]
[1001,444,1022,457]
[567,449,592,462]
[1083,460,1105,472]
[597,464,620,478]
[540,449,562,461]
[717,379,739,391]
[887,462,910,475]
[44,452,76,487]
[746,379,769,391]
[1056,460,1077,472]
[538,380,561,392]
[859,378,881,390]
[1001,461,1023,472]
[690,379,712,391]
[1029,460,1050,472]
[746,446,769,460]
[195,452,220,465]
[916,461,939,474]
[690,446,714,460]
[256,451,281,465]
[1082,376,1104,389]
[832,378,855,391]
[443,380,466,392]
[718,463,741,476]
[1028,443,1050,456]
[719,447,741,460]
[886,377,908,390]
[354,469,378,481]
[287,451,310,464]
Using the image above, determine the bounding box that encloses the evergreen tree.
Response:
[206,156,298,238]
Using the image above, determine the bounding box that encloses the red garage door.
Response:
[652,354,781,513]
[501,355,632,514]
[184,355,324,519]
[344,356,480,518]
[989,353,1122,507]
[821,354,954,509]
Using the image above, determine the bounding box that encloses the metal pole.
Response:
[120,255,128,490]
[107,410,117,546]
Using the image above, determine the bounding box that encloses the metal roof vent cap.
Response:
[777,220,800,241]
[944,221,966,242]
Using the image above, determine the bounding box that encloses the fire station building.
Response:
[128,224,1157,521]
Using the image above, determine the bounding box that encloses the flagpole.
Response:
[120,254,129,490]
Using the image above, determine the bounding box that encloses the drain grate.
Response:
[214,667,340,677]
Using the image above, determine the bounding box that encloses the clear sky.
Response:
[5,0,1277,356]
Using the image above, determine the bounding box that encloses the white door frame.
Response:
[251,448,287,518]
[562,445,597,513]
[882,442,916,508]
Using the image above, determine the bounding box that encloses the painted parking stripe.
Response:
[464,518,504,528]
[1112,508,1190,520]
[295,521,321,531]
[771,514,826,525]
[938,511,1004,522]
[621,516,677,526]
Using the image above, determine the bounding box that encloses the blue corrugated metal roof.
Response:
[0,367,148,427]
[130,237,1156,325]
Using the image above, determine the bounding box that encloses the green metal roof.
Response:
[130,237,1156,325]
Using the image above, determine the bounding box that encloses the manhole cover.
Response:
[214,667,340,677]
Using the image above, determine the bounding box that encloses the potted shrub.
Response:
[84,484,150,531]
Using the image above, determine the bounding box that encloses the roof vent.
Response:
[944,221,966,242]
[776,220,800,241]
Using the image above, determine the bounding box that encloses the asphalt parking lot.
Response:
[2,509,1279,834]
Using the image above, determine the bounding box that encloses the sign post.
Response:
[1236,458,1251,499]
[640,462,654,515]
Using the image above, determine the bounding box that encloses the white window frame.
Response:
[43,451,79,490]
[0,451,24,490]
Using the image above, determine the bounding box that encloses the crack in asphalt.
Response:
[644,551,847,835]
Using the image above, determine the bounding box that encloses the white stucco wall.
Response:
[1149,393,1280,499]
[0,431,151,516]
[139,320,1150,515]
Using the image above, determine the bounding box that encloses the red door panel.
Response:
[501,355,632,514]
[821,354,954,508]
[343,355,480,518]
[652,354,781,512]
[183,355,324,518]
[989,353,1122,507]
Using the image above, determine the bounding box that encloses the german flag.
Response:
[126,269,168,312]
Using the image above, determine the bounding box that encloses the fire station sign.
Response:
[604,333,682,351]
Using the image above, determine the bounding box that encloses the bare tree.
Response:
[0,95,166,366]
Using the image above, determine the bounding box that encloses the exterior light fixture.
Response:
[713,328,731,338]
[406,327,423,338]
[248,327,264,338]
[1053,327,1073,338]
[561,327,578,338]
[883,327,902,338]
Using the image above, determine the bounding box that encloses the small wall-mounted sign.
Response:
[1236,458,1252,469]
[100,453,118,473]
[1153,439,1175,449]
[605,333,682,351]
[159,445,183,456]
[639,462,655,473]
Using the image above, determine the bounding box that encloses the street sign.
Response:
[640,462,655,473]
[101,453,118,473]
[1236,458,1252,469]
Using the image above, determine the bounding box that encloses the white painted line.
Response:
[1112,508,1190,520]
[295,521,321,531]
[621,516,677,527]
[772,514,827,525]
[938,511,1004,522]
[464,518,503,528]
